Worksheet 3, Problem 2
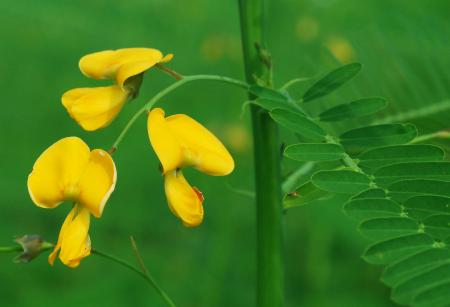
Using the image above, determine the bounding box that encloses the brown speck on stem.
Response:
[288,191,299,198]
[156,63,184,80]
[108,147,117,155]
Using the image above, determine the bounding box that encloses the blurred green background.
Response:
[1,0,449,306]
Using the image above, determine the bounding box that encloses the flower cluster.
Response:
[62,48,172,131]
[28,48,234,268]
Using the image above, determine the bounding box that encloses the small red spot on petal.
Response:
[192,187,204,203]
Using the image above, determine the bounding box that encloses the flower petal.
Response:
[115,60,158,89]
[79,48,172,87]
[164,170,204,227]
[58,206,91,268]
[147,108,183,173]
[166,113,235,175]
[78,149,117,218]
[28,137,90,208]
[78,50,116,79]
[161,54,174,63]
[62,86,129,131]
[48,205,77,265]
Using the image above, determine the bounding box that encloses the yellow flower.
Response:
[147,108,234,227]
[62,86,130,131]
[79,48,173,88]
[27,137,116,268]
[62,48,173,131]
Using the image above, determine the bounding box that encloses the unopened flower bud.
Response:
[14,235,52,263]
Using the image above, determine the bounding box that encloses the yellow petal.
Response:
[79,48,172,87]
[164,170,204,227]
[78,50,116,79]
[161,54,174,63]
[166,113,234,175]
[115,60,159,89]
[78,149,117,218]
[58,206,91,268]
[148,108,234,175]
[48,205,77,266]
[28,137,90,208]
[147,108,183,173]
[62,86,129,131]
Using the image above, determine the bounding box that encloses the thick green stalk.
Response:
[238,1,284,306]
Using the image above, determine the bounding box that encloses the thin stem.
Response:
[156,63,184,80]
[130,236,149,274]
[0,243,175,307]
[91,249,147,279]
[411,130,450,144]
[279,77,310,90]
[92,248,176,307]
[373,99,450,124]
[128,237,176,307]
[282,162,315,194]
[226,183,256,198]
[0,242,53,253]
[110,74,248,152]
[325,135,363,173]
[239,0,285,306]
[0,246,22,252]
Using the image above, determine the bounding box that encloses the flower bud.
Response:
[14,235,52,263]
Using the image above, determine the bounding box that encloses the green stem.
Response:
[238,1,284,306]
[110,74,248,151]
[128,237,177,307]
[0,246,22,252]
[279,77,310,90]
[282,162,315,194]
[411,130,450,144]
[373,99,450,124]
[0,243,175,307]
[155,63,184,80]
[92,249,176,307]
[325,135,363,173]
[0,244,53,253]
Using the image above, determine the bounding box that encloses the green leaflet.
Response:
[344,198,402,220]
[404,195,450,220]
[391,263,450,305]
[318,97,386,121]
[388,179,450,198]
[382,248,450,287]
[311,170,371,194]
[277,63,450,307]
[423,215,450,240]
[358,144,445,174]
[363,233,435,265]
[249,85,288,102]
[283,181,333,209]
[284,143,344,162]
[374,162,450,186]
[251,98,305,114]
[340,124,417,153]
[302,63,362,102]
[358,217,420,240]
[352,188,387,199]
[413,280,450,307]
[270,108,326,141]
[389,192,421,204]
